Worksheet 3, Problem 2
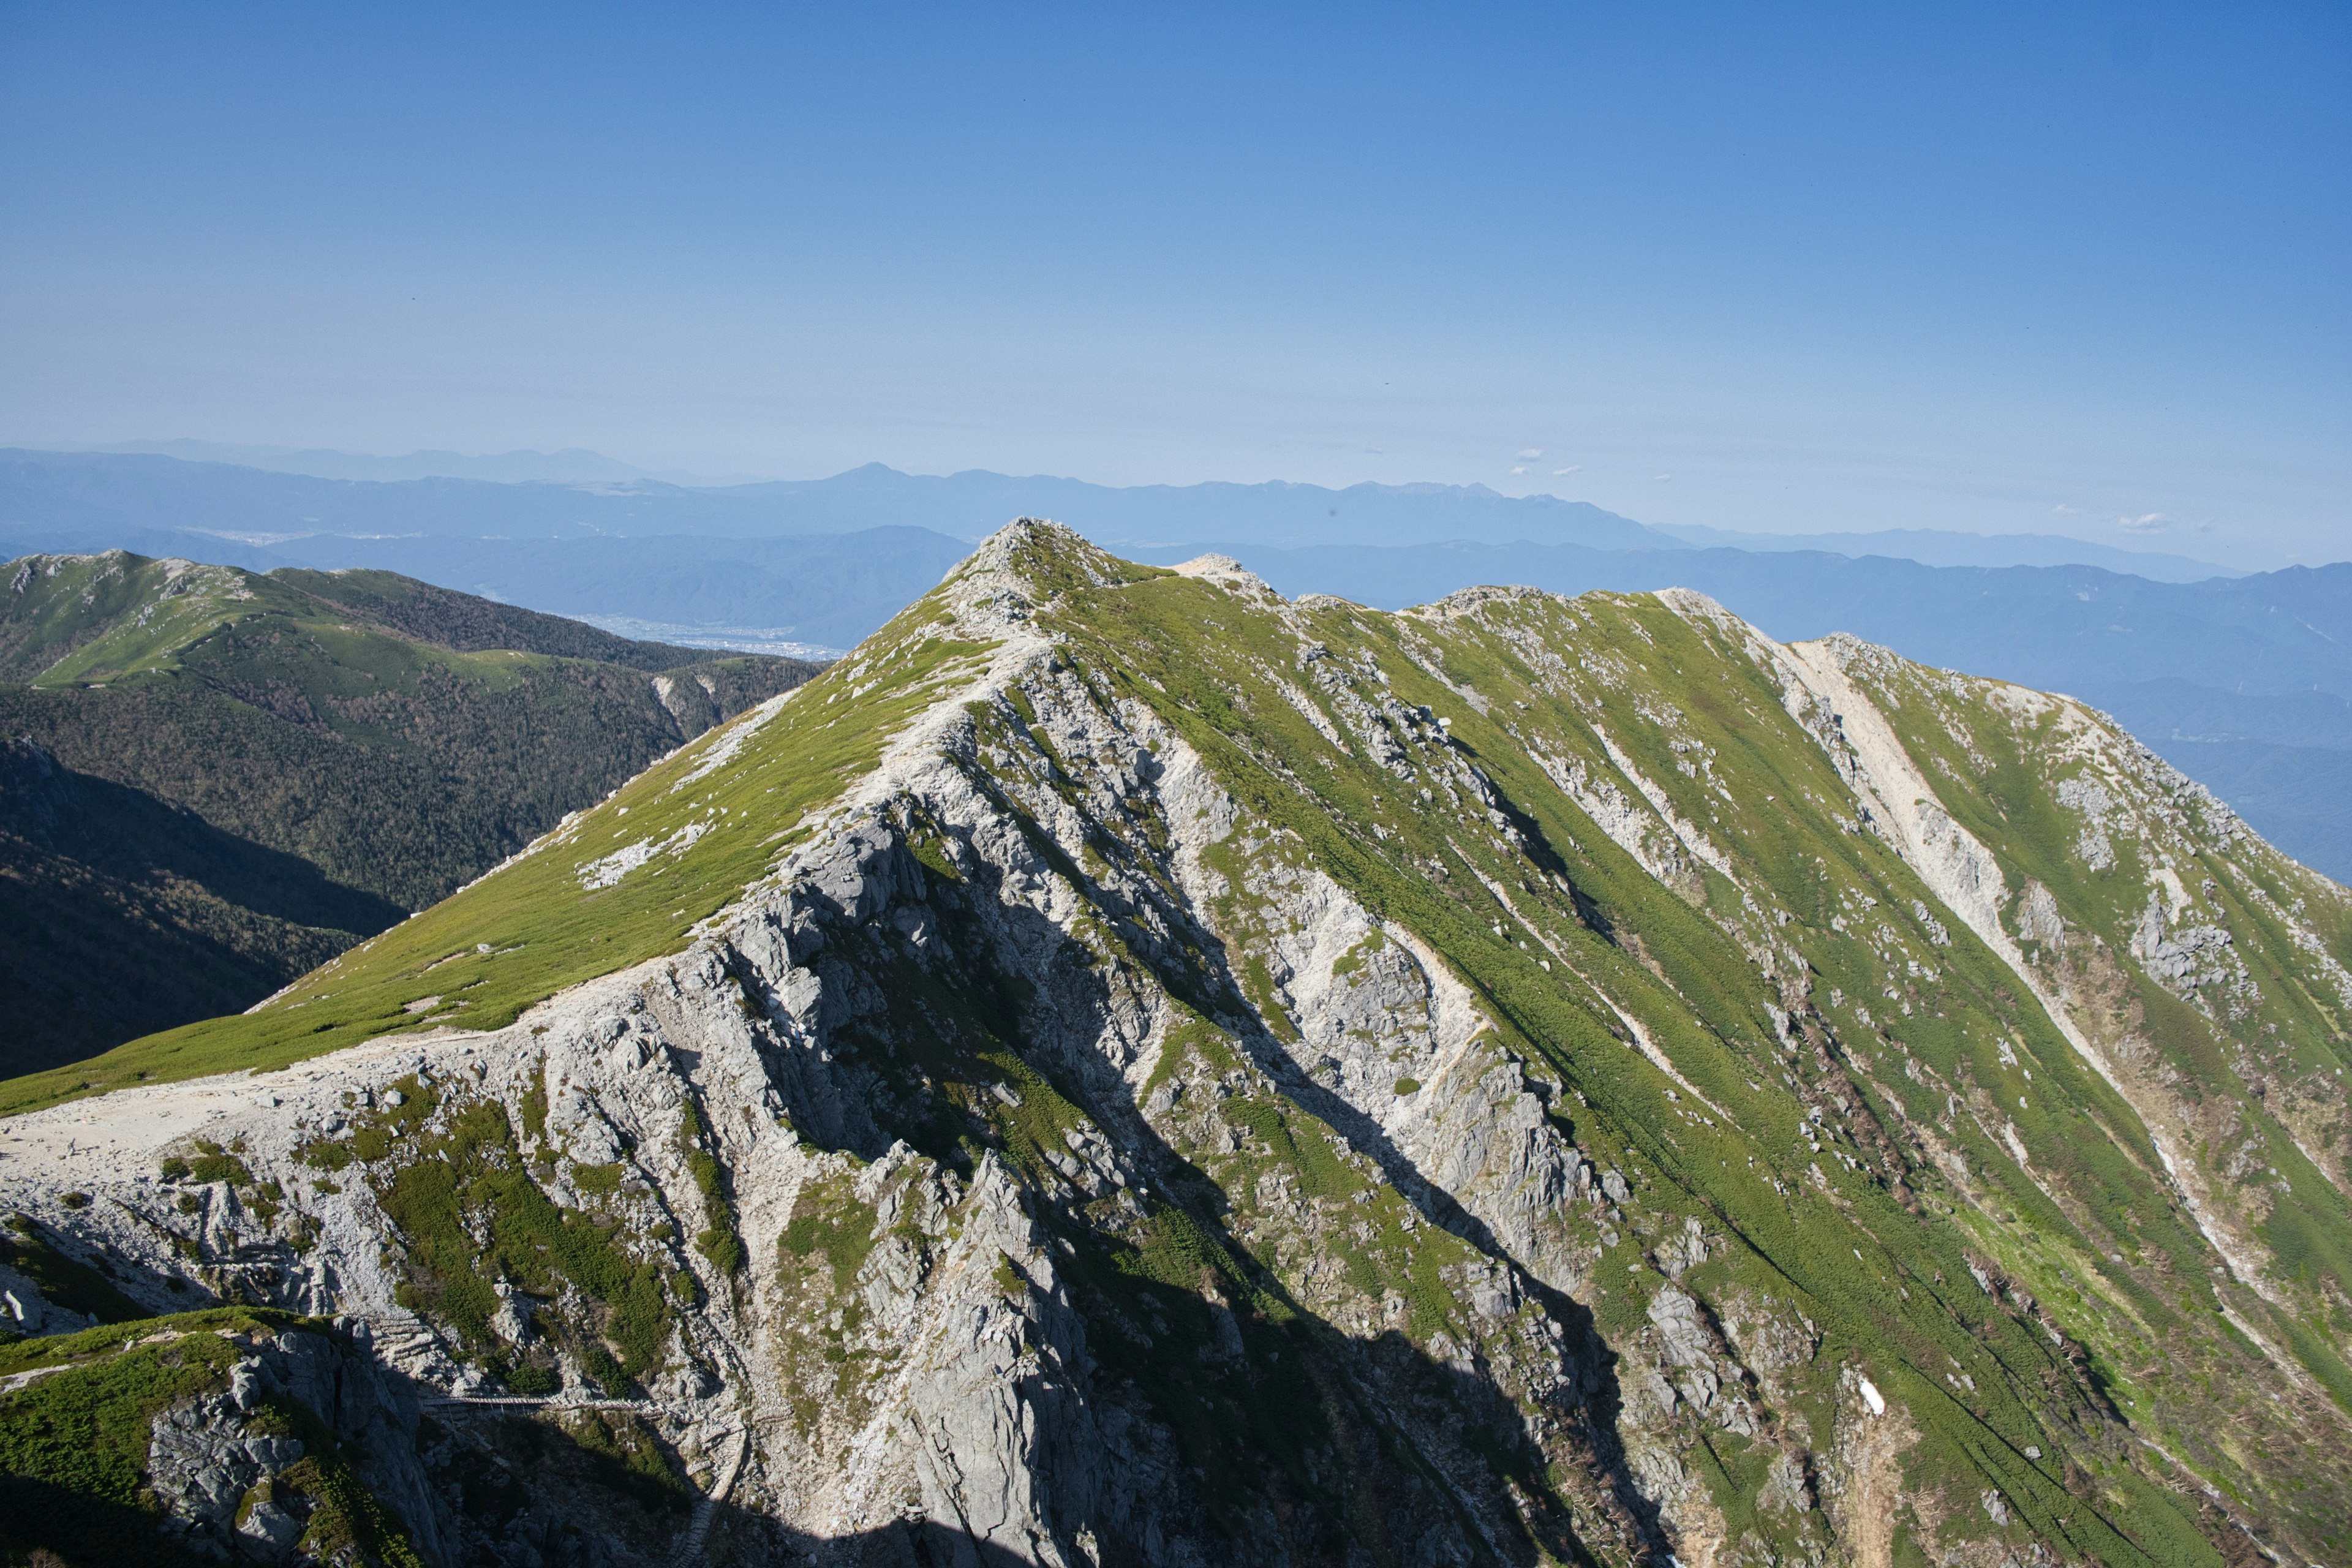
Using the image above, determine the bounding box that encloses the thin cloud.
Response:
[2051,504,2078,514]
[1510,465,1529,475]
[1553,466,1581,475]
[2117,512,2168,533]
[1653,473,1673,481]
[1518,448,1543,459]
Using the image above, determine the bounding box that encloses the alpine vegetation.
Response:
[0,551,823,1069]
[1,522,2345,1567]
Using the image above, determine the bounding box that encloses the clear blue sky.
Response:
[2,2,2345,562]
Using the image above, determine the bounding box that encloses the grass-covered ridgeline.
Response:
[999,541,2347,1559]
[0,592,986,1116]
[998,570,2209,1561]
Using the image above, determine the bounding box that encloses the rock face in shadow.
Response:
[0,523,2344,1567]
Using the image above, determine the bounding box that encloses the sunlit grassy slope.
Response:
[0,590,986,1114]
[986,549,2346,1558]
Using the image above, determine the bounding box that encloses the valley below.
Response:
[0,553,823,1072]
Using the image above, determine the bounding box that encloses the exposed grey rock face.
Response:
[2057,775,2119,870]
[145,1324,438,1566]
[150,1393,304,1555]
[2015,881,2067,947]
[2129,888,2242,993]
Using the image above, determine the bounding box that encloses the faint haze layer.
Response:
[0,447,2239,575]
[2,4,2344,563]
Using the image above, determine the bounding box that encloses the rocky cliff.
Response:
[0,521,2345,1567]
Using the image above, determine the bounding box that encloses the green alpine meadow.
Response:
[0,522,2344,1567]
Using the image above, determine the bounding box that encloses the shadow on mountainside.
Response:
[742,810,1673,1566]
[2,778,1670,1565]
[0,1475,232,1568]
[0,736,405,1073]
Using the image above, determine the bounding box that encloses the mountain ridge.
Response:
[7,447,2246,576]
[1649,521,2236,581]
[1125,538,2352,876]
[12,447,2247,581]
[0,521,2342,1566]
[0,550,825,1070]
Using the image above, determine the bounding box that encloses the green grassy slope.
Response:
[265,566,728,670]
[9,527,2346,1562]
[1012,554,2345,1562]
[0,598,985,1108]
[0,550,826,1067]
[1,554,732,683]
[1820,637,2352,1519]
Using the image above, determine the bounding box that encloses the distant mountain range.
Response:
[3,446,2344,876]
[0,448,1682,551]
[16,442,2260,582]
[0,551,822,1071]
[53,437,767,487]
[5,446,2235,576]
[1650,519,2239,579]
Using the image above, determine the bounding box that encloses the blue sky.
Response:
[2,2,2345,563]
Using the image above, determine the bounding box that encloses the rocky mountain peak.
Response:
[0,529,2346,1566]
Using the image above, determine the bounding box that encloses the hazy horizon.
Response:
[3,5,2343,566]
[1,437,2258,572]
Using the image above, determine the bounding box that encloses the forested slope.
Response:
[0,551,824,1068]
